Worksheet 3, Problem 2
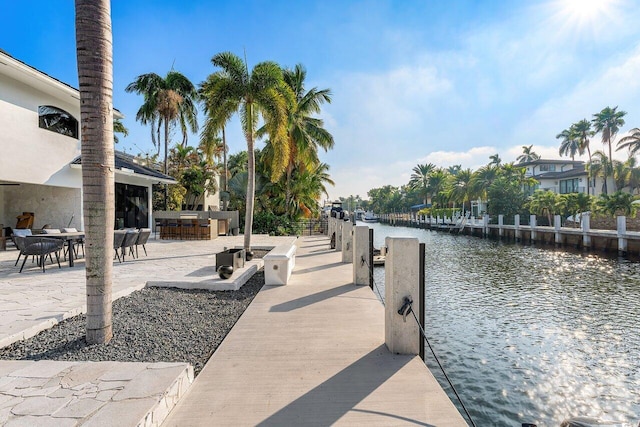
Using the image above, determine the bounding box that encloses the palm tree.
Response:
[261,64,333,213]
[113,118,128,143]
[617,127,640,157]
[591,151,612,195]
[428,169,448,208]
[572,119,594,195]
[447,165,461,175]
[517,145,540,163]
[125,71,199,177]
[75,0,115,344]
[447,168,474,213]
[557,127,581,161]
[200,52,291,252]
[409,163,435,205]
[489,154,501,166]
[593,106,626,191]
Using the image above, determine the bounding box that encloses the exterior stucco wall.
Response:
[1,184,82,230]
[0,73,81,187]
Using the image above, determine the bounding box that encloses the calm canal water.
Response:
[363,221,640,426]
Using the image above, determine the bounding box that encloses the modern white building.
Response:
[0,50,176,233]
[519,159,610,196]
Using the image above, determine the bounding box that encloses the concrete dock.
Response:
[163,235,467,426]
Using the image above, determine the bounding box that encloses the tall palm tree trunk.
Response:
[245,134,255,251]
[222,127,228,210]
[164,116,169,209]
[75,0,115,344]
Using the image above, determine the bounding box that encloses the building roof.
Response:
[518,159,584,167]
[0,49,123,119]
[71,152,177,184]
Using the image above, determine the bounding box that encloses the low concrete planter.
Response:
[216,248,245,271]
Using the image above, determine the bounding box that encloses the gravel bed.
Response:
[0,268,266,376]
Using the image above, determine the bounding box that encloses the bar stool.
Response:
[198,219,210,240]
[166,219,180,239]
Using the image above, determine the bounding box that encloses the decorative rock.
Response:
[217,265,233,280]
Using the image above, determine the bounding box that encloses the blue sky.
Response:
[3,0,640,200]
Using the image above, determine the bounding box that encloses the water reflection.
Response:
[366,222,640,426]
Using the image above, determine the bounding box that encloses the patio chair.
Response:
[133,228,151,258]
[113,230,127,262]
[19,236,64,273]
[11,229,33,266]
[120,230,139,262]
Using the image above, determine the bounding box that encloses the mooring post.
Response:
[335,220,343,252]
[353,225,371,286]
[483,215,490,237]
[342,221,354,263]
[530,215,537,242]
[328,217,335,244]
[498,214,504,238]
[617,215,627,255]
[554,215,562,245]
[515,214,521,241]
[385,237,421,355]
[582,212,591,249]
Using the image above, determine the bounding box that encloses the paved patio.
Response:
[0,234,294,426]
[0,235,294,348]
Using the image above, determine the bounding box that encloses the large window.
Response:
[38,105,79,139]
[115,183,148,229]
[539,164,556,172]
[559,178,580,194]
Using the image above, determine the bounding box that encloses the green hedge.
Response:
[252,211,301,236]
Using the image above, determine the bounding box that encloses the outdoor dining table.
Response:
[34,232,85,267]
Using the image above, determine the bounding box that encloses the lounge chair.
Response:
[18,236,64,273]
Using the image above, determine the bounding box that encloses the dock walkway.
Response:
[163,235,467,426]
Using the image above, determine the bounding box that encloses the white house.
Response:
[0,49,176,233]
[519,159,610,197]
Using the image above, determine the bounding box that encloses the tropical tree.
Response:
[557,193,592,227]
[228,151,248,177]
[125,70,199,176]
[557,127,581,161]
[75,0,115,344]
[447,165,461,175]
[572,119,595,195]
[260,65,333,214]
[471,164,499,203]
[594,191,636,217]
[617,127,640,157]
[591,151,612,195]
[409,163,435,205]
[200,52,292,252]
[447,168,474,213]
[428,169,449,208]
[489,154,501,166]
[593,106,626,191]
[528,190,559,225]
[516,145,540,163]
[113,118,128,143]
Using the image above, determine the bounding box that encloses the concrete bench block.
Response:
[264,244,297,285]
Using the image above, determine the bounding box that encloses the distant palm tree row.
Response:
[556,106,636,195]
[126,52,335,250]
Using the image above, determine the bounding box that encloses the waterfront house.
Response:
[519,159,609,196]
[0,50,176,232]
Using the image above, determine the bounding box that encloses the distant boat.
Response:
[362,211,379,222]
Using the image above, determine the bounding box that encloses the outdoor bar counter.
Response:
[153,210,239,240]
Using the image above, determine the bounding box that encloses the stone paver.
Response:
[0,360,192,426]
[0,235,293,426]
[0,235,295,348]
